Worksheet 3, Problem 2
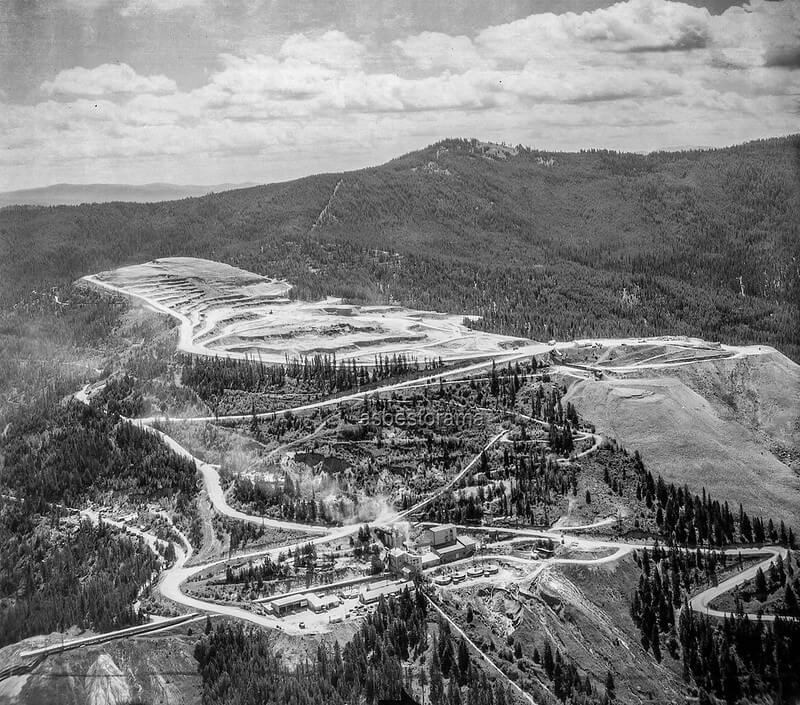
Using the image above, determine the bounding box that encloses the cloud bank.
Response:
[2,0,798,188]
[42,63,178,96]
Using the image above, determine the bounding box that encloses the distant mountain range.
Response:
[0,182,259,207]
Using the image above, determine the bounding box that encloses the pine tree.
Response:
[429,644,444,705]
[605,670,615,699]
[651,622,661,662]
[785,583,798,616]
[755,567,768,602]
[543,641,555,678]
[457,638,470,683]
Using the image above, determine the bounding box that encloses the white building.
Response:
[388,548,422,572]
[306,592,341,613]
[359,580,414,604]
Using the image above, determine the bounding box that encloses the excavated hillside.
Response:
[657,349,800,469]
[565,348,800,527]
[0,632,200,705]
[450,555,684,704]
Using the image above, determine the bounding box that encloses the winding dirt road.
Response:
[135,421,331,535]
[687,546,793,621]
[31,334,793,667]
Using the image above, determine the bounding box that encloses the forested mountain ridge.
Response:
[1,135,797,359]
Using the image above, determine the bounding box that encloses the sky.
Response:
[1,0,798,190]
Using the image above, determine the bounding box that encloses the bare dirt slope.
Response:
[539,558,684,703]
[449,555,683,703]
[657,349,800,469]
[565,349,800,527]
[0,632,200,705]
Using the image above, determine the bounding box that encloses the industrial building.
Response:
[417,524,477,564]
[421,552,440,569]
[388,548,422,572]
[375,526,406,548]
[433,535,477,563]
[420,524,457,548]
[265,590,340,615]
[265,593,308,616]
[388,546,441,576]
[359,580,414,604]
[306,592,341,613]
[386,524,476,577]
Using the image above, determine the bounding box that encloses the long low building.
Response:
[265,590,342,615]
[265,593,308,615]
[359,580,414,604]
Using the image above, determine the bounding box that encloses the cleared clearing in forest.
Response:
[84,257,531,365]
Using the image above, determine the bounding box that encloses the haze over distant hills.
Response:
[0,182,259,207]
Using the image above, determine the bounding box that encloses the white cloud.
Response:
[279,30,366,70]
[504,62,689,103]
[120,0,205,13]
[201,53,337,100]
[4,1,799,189]
[476,0,713,65]
[710,0,800,68]
[394,32,487,72]
[60,0,206,14]
[41,63,177,96]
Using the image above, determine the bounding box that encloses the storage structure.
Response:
[433,535,477,564]
[359,580,414,604]
[388,548,423,572]
[421,524,457,548]
[306,592,341,613]
[420,552,441,569]
[265,593,308,615]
